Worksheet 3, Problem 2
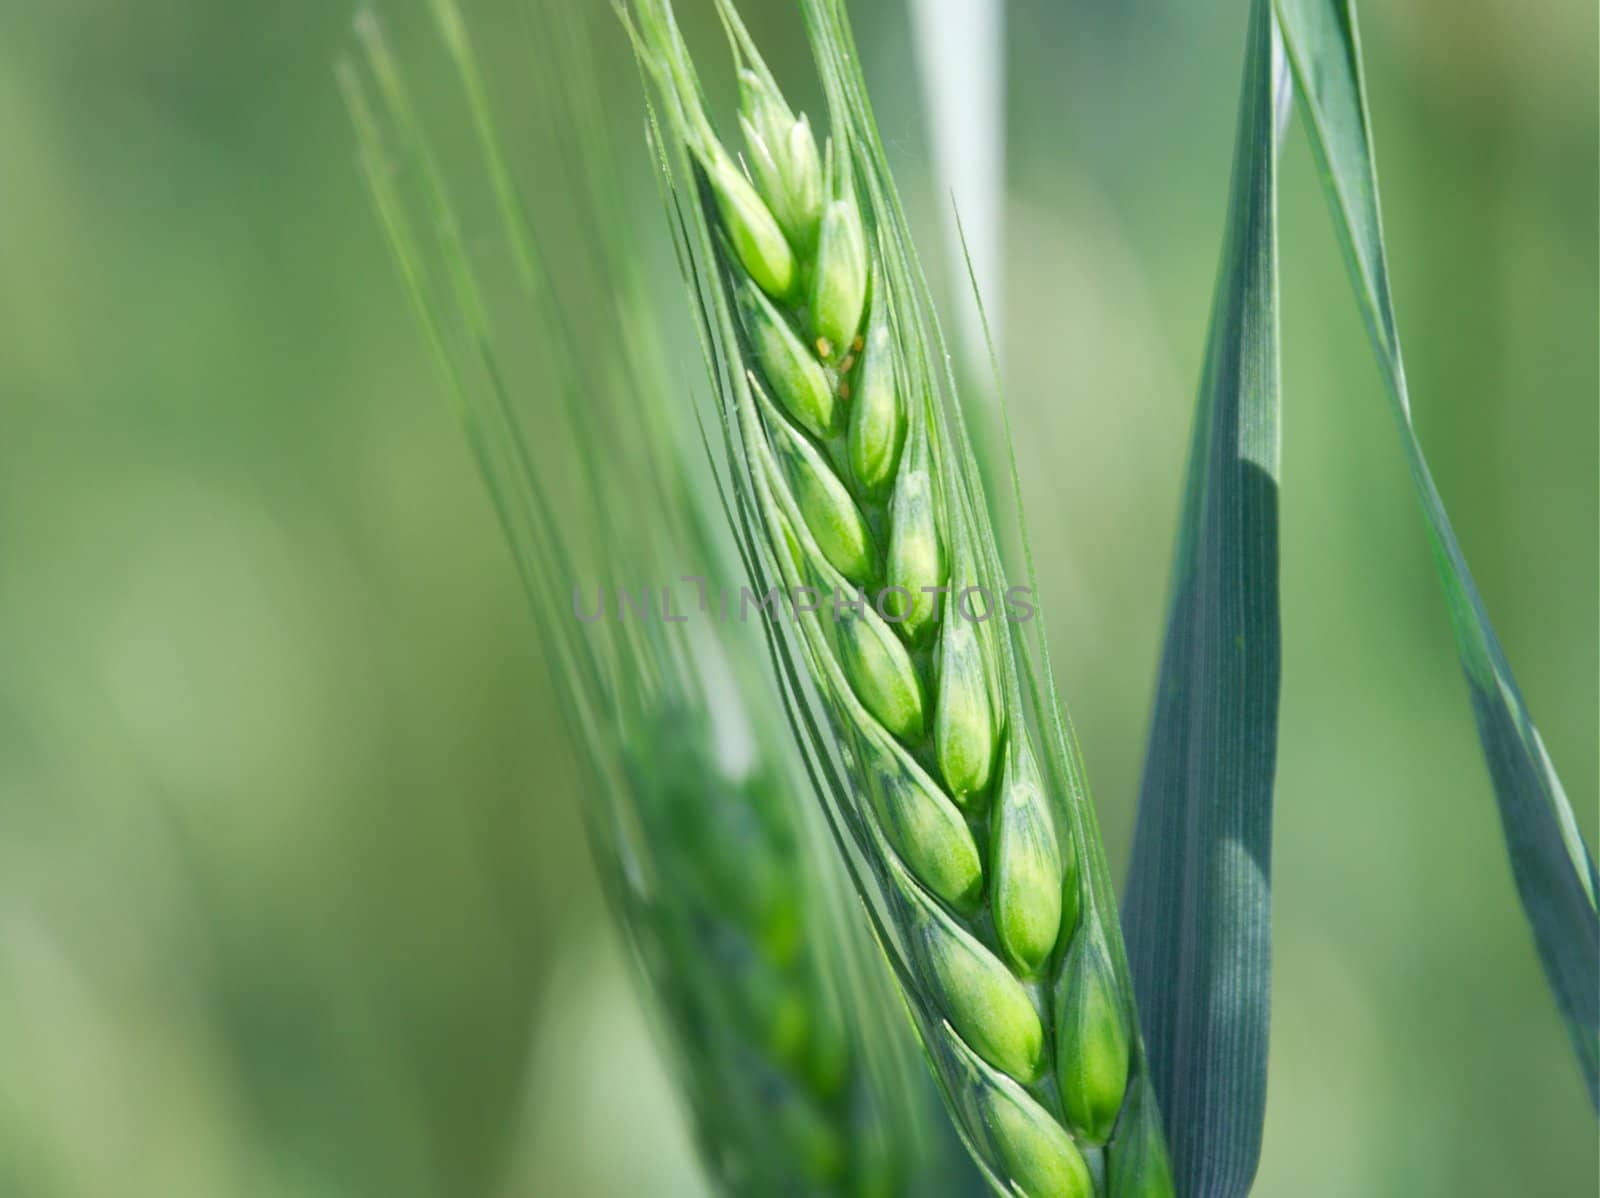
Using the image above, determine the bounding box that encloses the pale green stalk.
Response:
[625,3,1173,1195]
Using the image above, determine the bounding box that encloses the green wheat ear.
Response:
[626,0,1174,1193]
[339,2,980,1192]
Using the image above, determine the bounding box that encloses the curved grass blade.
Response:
[1274,0,1600,1105]
[1120,2,1283,1193]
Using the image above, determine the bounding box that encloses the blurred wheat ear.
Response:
[337,1,985,1192]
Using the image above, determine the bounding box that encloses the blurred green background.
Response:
[0,0,1593,1194]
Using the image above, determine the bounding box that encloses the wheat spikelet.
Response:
[627,2,1175,1193]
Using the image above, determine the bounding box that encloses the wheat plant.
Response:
[337,3,983,1191]
[626,2,1174,1194]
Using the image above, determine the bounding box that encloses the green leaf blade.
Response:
[1276,0,1600,1105]
[1121,3,1283,1193]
